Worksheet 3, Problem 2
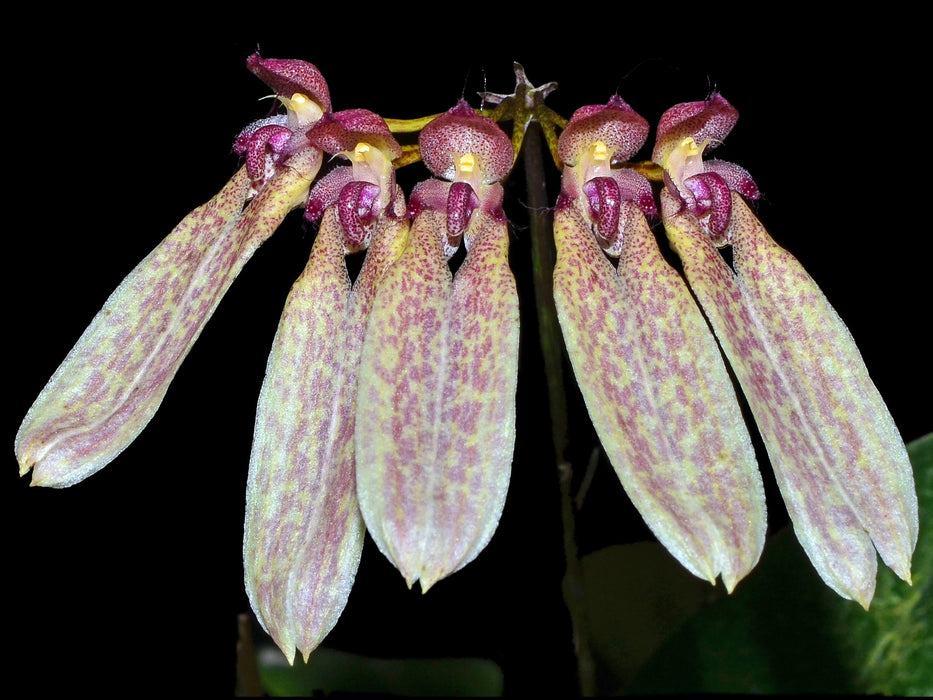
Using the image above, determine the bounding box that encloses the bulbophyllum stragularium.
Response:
[14,56,917,666]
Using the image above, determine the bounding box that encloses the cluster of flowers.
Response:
[15,55,917,664]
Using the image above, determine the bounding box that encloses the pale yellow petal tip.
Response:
[24,465,57,489]
[280,644,297,667]
[16,446,35,479]
[849,586,874,612]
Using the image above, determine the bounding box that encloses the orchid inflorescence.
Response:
[15,55,918,664]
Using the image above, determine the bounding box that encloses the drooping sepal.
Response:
[355,208,519,592]
[16,146,321,487]
[245,198,409,662]
[553,202,766,590]
[660,189,918,607]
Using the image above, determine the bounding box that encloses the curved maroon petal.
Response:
[307,109,402,160]
[558,95,649,167]
[614,168,658,217]
[653,93,739,166]
[419,100,514,184]
[446,181,479,243]
[705,159,761,200]
[245,124,294,182]
[305,166,354,222]
[583,176,621,249]
[337,180,382,250]
[409,178,451,220]
[685,171,734,243]
[247,53,331,110]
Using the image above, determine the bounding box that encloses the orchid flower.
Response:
[355,100,520,592]
[654,93,917,607]
[243,109,408,663]
[551,96,767,591]
[13,51,919,687]
[15,54,328,488]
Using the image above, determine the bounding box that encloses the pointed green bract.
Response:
[661,189,917,607]
[553,204,766,590]
[15,150,321,488]
[355,209,519,592]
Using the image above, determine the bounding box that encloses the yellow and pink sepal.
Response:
[655,93,918,608]
[552,97,768,591]
[355,100,520,592]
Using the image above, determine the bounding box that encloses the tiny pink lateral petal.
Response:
[17,149,322,488]
[355,209,519,592]
[728,194,917,584]
[244,208,407,663]
[661,188,883,607]
[553,204,765,591]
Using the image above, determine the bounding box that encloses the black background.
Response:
[7,17,928,696]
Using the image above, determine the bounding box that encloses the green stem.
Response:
[523,122,596,697]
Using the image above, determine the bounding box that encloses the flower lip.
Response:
[557,95,649,167]
[419,99,514,184]
[247,53,331,112]
[307,109,402,161]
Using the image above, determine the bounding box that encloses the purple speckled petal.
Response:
[557,95,649,167]
[355,208,519,592]
[553,202,766,590]
[244,207,408,663]
[582,176,621,249]
[16,149,322,488]
[661,188,918,607]
[445,181,479,244]
[337,180,382,251]
[653,93,738,167]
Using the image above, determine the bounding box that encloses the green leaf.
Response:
[572,541,724,693]
[256,645,504,697]
[623,433,932,695]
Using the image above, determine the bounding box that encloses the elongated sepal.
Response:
[355,209,519,592]
[16,149,322,488]
[244,208,408,662]
[661,189,918,607]
[553,203,766,591]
